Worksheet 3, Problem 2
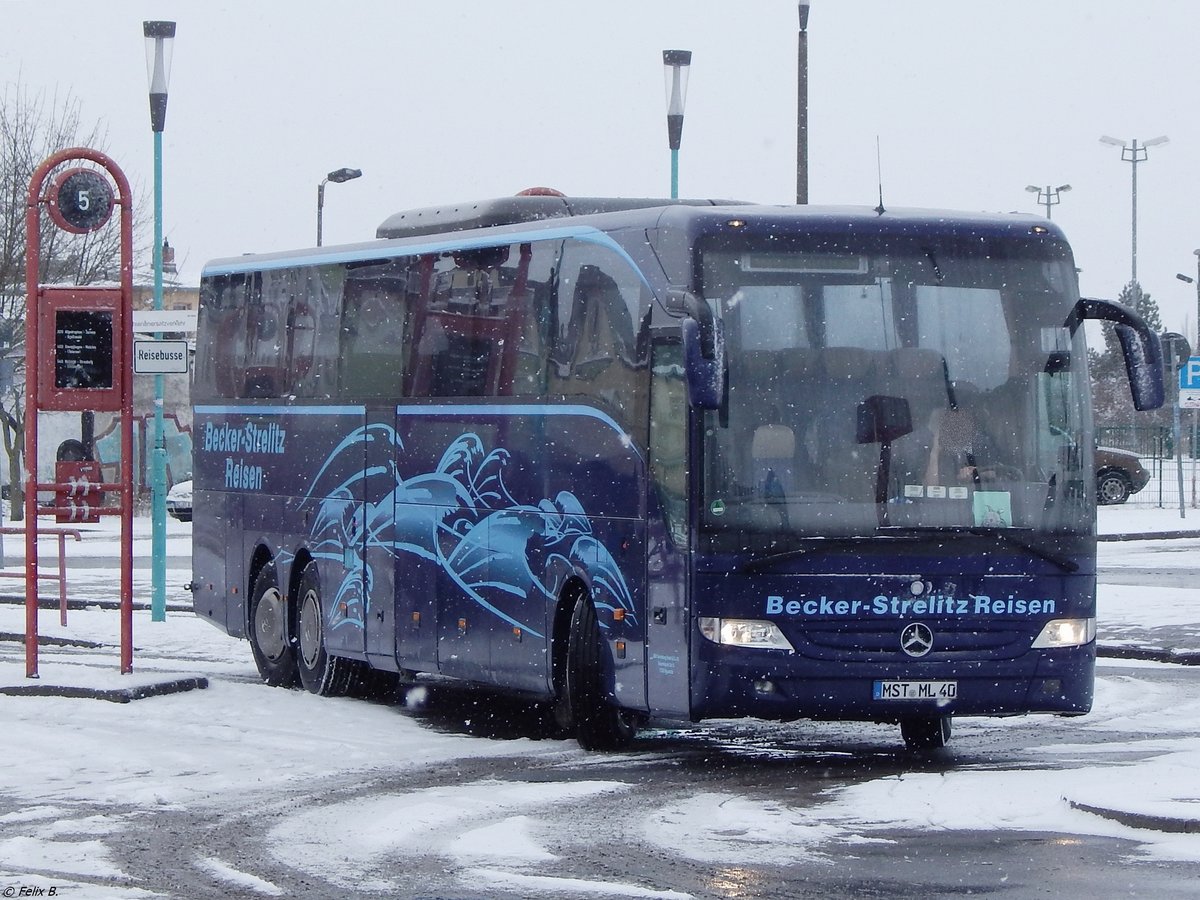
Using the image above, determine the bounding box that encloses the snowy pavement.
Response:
[0,512,1197,897]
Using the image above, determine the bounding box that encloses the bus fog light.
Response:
[699,617,794,651]
[753,679,776,694]
[1031,617,1096,649]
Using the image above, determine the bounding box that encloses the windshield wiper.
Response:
[740,526,1080,575]
[740,534,927,573]
[877,525,1078,573]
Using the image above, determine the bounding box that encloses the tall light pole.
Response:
[662,50,691,200]
[1024,183,1071,219]
[1100,134,1168,284]
[143,20,175,623]
[797,1,810,204]
[315,167,362,246]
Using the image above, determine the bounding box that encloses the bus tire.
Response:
[566,594,639,751]
[901,715,952,751]
[248,562,299,687]
[295,562,357,697]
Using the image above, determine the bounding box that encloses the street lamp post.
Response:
[315,167,362,246]
[143,20,175,623]
[1024,183,1071,219]
[1100,134,1168,284]
[797,1,810,205]
[662,50,691,200]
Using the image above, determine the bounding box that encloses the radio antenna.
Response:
[875,136,886,215]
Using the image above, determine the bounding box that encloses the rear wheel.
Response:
[565,594,639,751]
[248,562,298,687]
[1097,471,1131,505]
[295,563,359,696]
[901,715,952,751]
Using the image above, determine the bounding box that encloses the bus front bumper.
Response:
[688,644,1095,722]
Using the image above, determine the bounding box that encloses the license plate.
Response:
[873,680,957,701]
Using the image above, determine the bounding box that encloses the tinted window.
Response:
[340,258,415,401]
[408,242,556,398]
[553,242,651,435]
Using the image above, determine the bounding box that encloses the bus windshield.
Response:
[699,232,1092,543]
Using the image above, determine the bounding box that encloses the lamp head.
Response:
[326,167,362,184]
[143,20,176,132]
[662,49,692,150]
[1099,135,1126,148]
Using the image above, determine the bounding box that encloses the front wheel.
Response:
[295,563,359,697]
[248,562,298,687]
[900,715,952,751]
[565,595,640,751]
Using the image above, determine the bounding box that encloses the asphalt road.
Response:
[3,551,1196,898]
[78,660,1199,900]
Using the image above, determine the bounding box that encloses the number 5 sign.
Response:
[46,167,116,234]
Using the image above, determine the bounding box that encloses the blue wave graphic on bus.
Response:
[300,425,635,638]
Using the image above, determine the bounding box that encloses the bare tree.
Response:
[0,81,131,520]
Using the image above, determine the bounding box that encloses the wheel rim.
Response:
[253,586,288,662]
[1099,475,1127,503]
[299,588,322,669]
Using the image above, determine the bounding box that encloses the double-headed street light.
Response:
[1025,183,1071,219]
[1176,249,1200,347]
[316,167,362,246]
[143,19,176,623]
[1100,134,1169,284]
[662,50,691,200]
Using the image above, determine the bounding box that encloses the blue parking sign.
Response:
[1180,357,1200,408]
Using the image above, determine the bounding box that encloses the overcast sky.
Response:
[6,1,1200,336]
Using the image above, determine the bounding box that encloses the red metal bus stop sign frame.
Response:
[25,148,135,676]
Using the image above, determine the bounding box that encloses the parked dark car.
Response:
[166,479,193,522]
[1095,447,1150,505]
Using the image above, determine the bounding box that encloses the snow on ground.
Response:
[1097,500,1200,534]
[0,512,1198,895]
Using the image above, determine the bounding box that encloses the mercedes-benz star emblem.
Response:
[900,622,934,658]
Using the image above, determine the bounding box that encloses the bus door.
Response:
[360,410,403,670]
[301,409,370,663]
[644,341,692,718]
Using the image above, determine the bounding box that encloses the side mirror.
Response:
[1068,297,1165,411]
[667,288,726,409]
[665,288,715,358]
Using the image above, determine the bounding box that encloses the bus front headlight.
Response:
[698,617,794,651]
[1031,617,1096,649]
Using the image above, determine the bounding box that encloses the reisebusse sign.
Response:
[134,339,189,374]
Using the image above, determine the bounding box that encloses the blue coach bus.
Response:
[191,194,1163,750]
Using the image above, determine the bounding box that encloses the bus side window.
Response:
[409,244,542,399]
[340,263,411,401]
[650,343,688,547]
[198,274,247,400]
[553,242,650,440]
[507,241,558,398]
